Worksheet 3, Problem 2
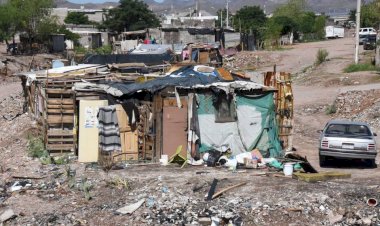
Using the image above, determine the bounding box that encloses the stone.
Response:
[319,205,326,212]
[362,218,371,225]
[0,209,15,222]
[328,213,343,225]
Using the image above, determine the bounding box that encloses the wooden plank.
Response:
[47,138,74,142]
[75,96,100,100]
[47,104,74,109]
[47,144,74,150]
[47,115,74,124]
[47,109,74,114]
[46,89,73,94]
[47,99,74,105]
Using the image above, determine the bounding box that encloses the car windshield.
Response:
[325,124,372,137]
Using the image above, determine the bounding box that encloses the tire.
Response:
[319,154,326,167]
[366,159,377,168]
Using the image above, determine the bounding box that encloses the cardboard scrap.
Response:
[293,172,351,182]
[116,199,145,215]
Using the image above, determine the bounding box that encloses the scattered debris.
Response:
[116,199,145,215]
[293,171,351,182]
[212,182,247,200]
[0,209,16,223]
[206,179,218,201]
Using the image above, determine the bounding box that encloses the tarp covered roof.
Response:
[74,65,271,97]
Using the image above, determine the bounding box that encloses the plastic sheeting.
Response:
[196,93,282,158]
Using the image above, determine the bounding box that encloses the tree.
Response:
[361,0,380,28]
[64,12,91,25]
[299,12,316,34]
[103,0,160,32]
[0,3,18,44]
[272,0,307,34]
[233,6,266,34]
[9,0,54,44]
[36,16,80,44]
[313,15,326,39]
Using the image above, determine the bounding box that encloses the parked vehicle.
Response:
[325,26,344,38]
[318,120,377,167]
[359,27,377,36]
[363,34,377,50]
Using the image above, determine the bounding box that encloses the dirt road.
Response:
[260,37,380,178]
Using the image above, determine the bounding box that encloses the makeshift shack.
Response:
[73,65,286,163]
[17,64,118,155]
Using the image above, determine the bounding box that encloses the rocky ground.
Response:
[1,38,380,225]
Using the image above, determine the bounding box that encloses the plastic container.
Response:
[283,163,294,176]
[160,155,168,165]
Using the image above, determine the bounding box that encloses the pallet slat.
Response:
[47,116,74,124]
[47,99,74,105]
[46,144,74,151]
[47,109,74,114]
[47,130,73,136]
[46,89,73,94]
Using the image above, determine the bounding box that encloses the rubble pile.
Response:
[3,152,380,226]
[334,89,380,130]
[225,51,280,70]
[0,53,57,77]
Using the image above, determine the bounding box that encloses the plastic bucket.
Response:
[283,163,294,176]
[160,155,168,165]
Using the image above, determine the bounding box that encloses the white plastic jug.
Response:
[283,163,294,176]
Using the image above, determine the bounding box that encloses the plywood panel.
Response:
[162,98,188,158]
[78,100,108,163]
[115,105,138,161]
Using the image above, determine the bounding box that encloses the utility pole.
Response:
[354,0,361,64]
[220,10,223,28]
[226,0,229,28]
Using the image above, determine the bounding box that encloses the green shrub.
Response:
[325,104,337,115]
[344,63,380,73]
[315,49,329,65]
[94,45,112,55]
[27,135,49,158]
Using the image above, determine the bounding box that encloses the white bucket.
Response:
[160,155,168,166]
[283,163,294,176]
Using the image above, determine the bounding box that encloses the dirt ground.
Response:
[1,38,380,225]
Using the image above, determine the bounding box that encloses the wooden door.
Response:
[162,98,188,158]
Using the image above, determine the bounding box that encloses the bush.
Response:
[325,103,337,115]
[315,49,329,65]
[27,135,48,158]
[94,45,112,55]
[344,63,380,73]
